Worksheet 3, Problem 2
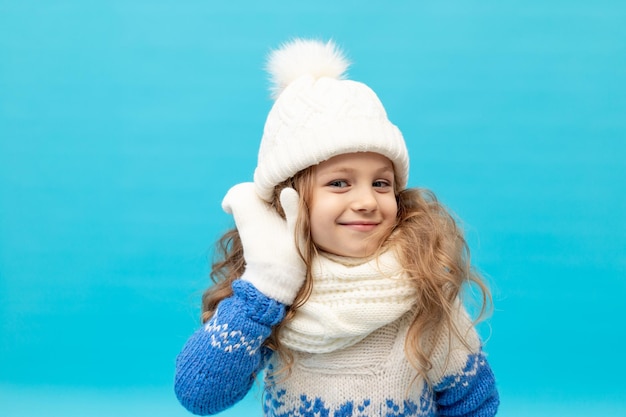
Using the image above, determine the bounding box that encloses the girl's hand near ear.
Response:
[222,182,306,305]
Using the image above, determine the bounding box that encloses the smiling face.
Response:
[308,152,398,258]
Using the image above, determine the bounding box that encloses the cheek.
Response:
[308,198,338,245]
[382,200,399,230]
[309,215,331,252]
[382,196,398,219]
[307,203,325,242]
[309,194,336,224]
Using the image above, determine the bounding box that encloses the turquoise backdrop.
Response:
[1,1,625,416]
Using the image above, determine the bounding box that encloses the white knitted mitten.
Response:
[222,182,305,305]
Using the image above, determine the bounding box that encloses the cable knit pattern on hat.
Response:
[254,39,409,201]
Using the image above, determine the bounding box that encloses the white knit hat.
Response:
[254,39,409,201]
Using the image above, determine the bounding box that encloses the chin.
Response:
[317,241,378,258]
[340,247,375,258]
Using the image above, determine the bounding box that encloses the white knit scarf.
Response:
[280,249,416,353]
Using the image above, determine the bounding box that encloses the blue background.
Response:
[1,1,625,416]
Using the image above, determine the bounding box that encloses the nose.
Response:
[350,186,378,212]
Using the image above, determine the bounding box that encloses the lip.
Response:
[339,221,379,232]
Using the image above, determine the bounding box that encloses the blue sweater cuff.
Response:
[232,279,286,326]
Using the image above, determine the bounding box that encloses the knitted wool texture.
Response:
[264,305,495,416]
[254,39,409,202]
[175,281,500,416]
[280,249,416,353]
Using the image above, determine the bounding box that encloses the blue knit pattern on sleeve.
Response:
[175,280,286,416]
[435,352,499,416]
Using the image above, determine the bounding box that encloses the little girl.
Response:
[175,39,499,417]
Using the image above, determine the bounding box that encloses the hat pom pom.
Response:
[266,38,350,100]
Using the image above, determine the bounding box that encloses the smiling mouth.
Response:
[340,222,379,231]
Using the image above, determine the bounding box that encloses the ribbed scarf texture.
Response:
[280,249,416,353]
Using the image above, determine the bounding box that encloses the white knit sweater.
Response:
[262,307,490,416]
[175,281,499,417]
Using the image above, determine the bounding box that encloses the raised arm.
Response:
[175,280,285,415]
[175,182,306,415]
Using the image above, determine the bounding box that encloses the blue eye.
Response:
[373,180,392,188]
[329,180,349,188]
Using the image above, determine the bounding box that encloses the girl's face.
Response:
[308,152,398,258]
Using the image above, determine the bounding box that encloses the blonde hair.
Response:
[201,166,492,384]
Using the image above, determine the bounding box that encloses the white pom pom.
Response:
[266,38,350,99]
